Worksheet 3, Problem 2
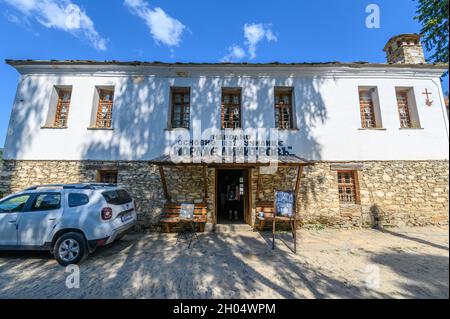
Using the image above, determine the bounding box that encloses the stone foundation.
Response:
[0,160,448,229]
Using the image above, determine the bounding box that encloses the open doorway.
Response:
[216,169,248,224]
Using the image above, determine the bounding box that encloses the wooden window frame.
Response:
[97,170,118,184]
[359,89,377,129]
[395,90,412,128]
[54,88,72,128]
[221,88,242,129]
[170,87,191,129]
[95,89,114,128]
[274,88,294,129]
[337,170,360,205]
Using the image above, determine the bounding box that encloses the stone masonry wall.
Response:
[252,161,449,227]
[0,160,448,229]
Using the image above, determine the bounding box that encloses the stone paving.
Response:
[0,226,448,299]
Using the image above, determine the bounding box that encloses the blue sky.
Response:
[0,0,448,147]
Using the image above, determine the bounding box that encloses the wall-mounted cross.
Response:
[422,88,433,106]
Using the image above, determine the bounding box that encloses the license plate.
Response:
[120,212,133,222]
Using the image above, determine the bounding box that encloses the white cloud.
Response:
[2,0,107,50]
[243,23,277,59]
[221,23,277,61]
[221,44,246,62]
[124,0,186,47]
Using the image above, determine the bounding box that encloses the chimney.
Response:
[383,34,425,64]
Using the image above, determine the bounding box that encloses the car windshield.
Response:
[0,194,31,212]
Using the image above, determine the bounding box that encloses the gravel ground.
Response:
[0,225,448,299]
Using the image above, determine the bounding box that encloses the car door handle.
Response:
[48,218,57,221]
[8,220,17,223]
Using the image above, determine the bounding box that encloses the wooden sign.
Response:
[275,191,295,217]
[180,203,195,220]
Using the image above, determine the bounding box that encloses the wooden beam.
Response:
[202,164,208,202]
[295,165,303,196]
[256,166,261,201]
[158,166,171,202]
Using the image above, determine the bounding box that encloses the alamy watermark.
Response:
[168,120,296,174]
[363,264,380,289]
[65,264,80,289]
[366,4,380,29]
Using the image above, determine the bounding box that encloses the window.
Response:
[358,88,382,129]
[68,193,90,207]
[54,88,72,127]
[102,189,133,205]
[0,194,31,213]
[337,171,359,204]
[275,88,294,129]
[396,91,412,128]
[30,193,61,211]
[221,88,241,129]
[395,88,421,129]
[170,88,190,129]
[359,90,376,128]
[95,89,114,128]
[98,170,118,184]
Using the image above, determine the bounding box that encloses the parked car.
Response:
[0,183,137,265]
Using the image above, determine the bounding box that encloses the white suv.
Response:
[0,183,137,265]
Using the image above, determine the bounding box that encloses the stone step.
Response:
[212,223,254,233]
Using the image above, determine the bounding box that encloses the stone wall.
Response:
[0,161,165,230]
[253,161,449,227]
[0,160,448,229]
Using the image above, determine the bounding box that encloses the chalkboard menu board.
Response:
[180,203,195,220]
[275,191,295,217]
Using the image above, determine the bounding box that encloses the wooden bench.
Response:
[160,203,207,233]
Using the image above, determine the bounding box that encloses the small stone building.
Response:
[1,34,448,229]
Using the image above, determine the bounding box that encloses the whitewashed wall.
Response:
[4,64,449,161]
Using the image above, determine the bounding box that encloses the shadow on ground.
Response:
[0,228,448,299]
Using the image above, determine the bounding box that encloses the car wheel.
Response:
[54,232,88,266]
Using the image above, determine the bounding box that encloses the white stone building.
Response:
[1,34,449,229]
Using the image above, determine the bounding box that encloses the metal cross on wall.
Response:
[422,88,433,107]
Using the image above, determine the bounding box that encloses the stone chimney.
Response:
[383,34,425,64]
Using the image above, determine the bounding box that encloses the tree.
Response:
[415,0,449,63]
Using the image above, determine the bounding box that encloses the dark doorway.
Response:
[217,169,248,224]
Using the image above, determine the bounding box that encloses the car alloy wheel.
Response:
[58,238,80,262]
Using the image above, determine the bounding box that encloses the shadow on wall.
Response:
[370,204,383,229]
[80,74,329,161]
[77,74,329,222]
[2,71,330,224]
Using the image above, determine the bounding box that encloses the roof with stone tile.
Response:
[4,59,449,69]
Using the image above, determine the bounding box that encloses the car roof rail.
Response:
[25,184,96,191]
[85,183,117,187]
[24,183,120,191]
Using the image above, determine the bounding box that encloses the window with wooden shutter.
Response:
[337,171,359,204]
[54,88,72,127]
[359,90,377,128]
[396,91,412,128]
[96,89,114,128]
[221,89,241,129]
[275,88,294,129]
[171,88,190,129]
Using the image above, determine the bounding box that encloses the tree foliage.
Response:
[415,0,449,63]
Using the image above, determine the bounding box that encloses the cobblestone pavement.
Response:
[0,226,448,299]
